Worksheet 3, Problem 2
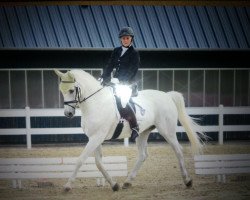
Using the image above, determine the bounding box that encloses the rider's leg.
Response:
[115,96,139,141]
[126,103,139,141]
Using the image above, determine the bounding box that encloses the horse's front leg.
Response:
[122,130,151,189]
[95,145,120,191]
[64,136,104,191]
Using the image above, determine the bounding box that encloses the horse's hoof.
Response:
[122,182,132,189]
[112,183,120,192]
[64,183,72,192]
[185,179,193,188]
[64,186,71,192]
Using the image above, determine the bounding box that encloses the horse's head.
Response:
[54,69,79,118]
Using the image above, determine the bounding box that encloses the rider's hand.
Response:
[111,78,119,84]
[98,77,110,86]
[98,77,103,83]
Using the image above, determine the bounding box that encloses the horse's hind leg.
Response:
[95,145,119,191]
[122,129,151,189]
[169,136,192,187]
[158,124,192,187]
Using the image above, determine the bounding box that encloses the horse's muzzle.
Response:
[64,111,74,118]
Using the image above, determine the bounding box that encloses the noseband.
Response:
[62,80,104,109]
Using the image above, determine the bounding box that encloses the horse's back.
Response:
[137,89,176,103]
[135,89,178,113]
[134,90,179,131]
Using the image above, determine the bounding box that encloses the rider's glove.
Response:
[111,78,120,84]
[98,77,110,86]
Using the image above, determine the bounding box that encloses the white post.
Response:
[217,175,221,182]
[222,174,226,183]
[101,178,105,186]
[219,104,224,145]
[25,106,32,149]
[96,178,101,186]
[124,138,129,147]
[12,180,17,189]
[17,180,22,189]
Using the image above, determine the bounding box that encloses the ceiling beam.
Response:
[0,0,249,6]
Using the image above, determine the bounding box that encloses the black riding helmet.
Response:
[118,27,134,38]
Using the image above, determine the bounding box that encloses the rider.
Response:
[100,26,140,141]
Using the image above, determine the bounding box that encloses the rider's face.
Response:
[120,36,132,47]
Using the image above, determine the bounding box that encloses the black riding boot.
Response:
[126,104,139,142]
[131,126,139,142]
[115,96,139,142]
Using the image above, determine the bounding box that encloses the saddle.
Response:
[113,82,144,120]
[111,96,132,140]
[115,96,135,118]
[111,92,145,140]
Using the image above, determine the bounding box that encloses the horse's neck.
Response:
[81,83,100,99]
[79,86,114,123]
[74,73,101,100]
[74,74,105,112]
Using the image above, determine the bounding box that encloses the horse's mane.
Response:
[59,69,100,94]
[70,69,100,89]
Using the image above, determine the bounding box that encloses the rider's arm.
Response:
[101,48,117,83]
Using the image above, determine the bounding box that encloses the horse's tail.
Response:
[169,91,205,155]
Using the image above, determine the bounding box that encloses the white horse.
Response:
[54,69,205,191]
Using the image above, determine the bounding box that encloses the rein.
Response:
[80,87,104,103]
[61,80,104,109]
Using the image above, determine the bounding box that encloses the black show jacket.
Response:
[102,45,140,84]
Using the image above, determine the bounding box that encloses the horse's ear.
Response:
[68,71,75,80]
[54,69,64,77]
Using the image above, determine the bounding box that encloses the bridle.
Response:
[62,80,104,109]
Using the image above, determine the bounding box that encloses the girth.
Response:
[115,95,136,116]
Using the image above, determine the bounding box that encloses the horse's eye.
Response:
[69,89,74,94]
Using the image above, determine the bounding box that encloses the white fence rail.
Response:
[0,105,250,148]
